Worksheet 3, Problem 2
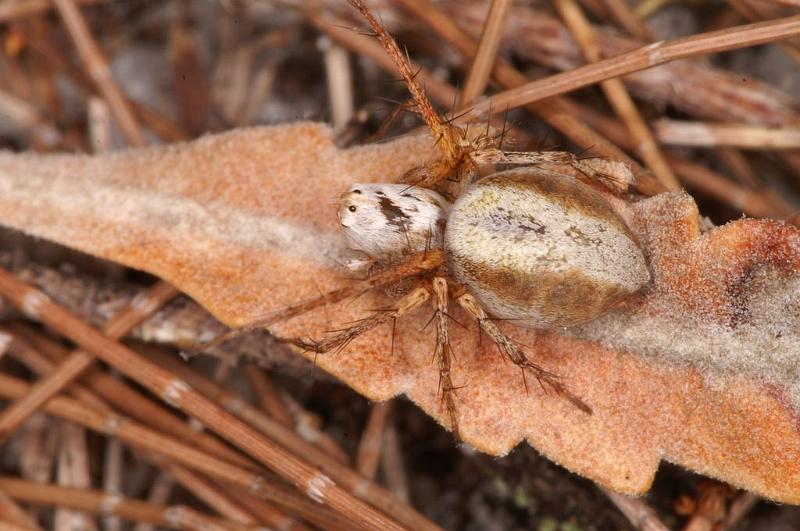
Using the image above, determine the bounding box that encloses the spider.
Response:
[202,0,651,438]
[292,157,653,437]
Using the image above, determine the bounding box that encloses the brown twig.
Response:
[17,413,56,487]
[166,361,299,528]
[453,5,799,128]
[601,488,670,531]
[0,523,31,531]
[131,472,174,531]
[0,487,42,530]
[23,33,191,144]
[654,119,800,149]
[243,365,294,428]
[0,477,250,531]
[131,101,191,142]
[0,0,104,22]
[728,0,800,63]
[461,14,800,121]
[139,346,440,531]
[356,402,392,480]
[217,41,257,126]
[6,323,256,470]
[52,0,146,146]
[0,267,408,531]
[54,421,98,531]
[0,371,312,531]
[561,99,797,219]
[380,418,410,505]
[0,331,9,358]
[278,390,353,466]
[244,363,352,469]
[459,0,513,105]
[0,280,179,442]
[757,0,800,6]
[3,330,107,411]
[713,147,760,189]
[719,492,760,529]
[101,433,124,531]
[320,36,356,129]
[156,462,258,526]
[0,88,62,150]
[87,97,113,153]
[169,3,211,134]
[227,483,358,531]
[635,0,674,18]
[0,255,306,375]
[0,372,258,489]
[601,0,654,39]
[555,0,680,190]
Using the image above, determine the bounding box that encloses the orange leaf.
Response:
[1,123,798,502]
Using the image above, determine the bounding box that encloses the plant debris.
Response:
[1,1,800,529]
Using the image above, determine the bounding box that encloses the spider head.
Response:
[337,183,449,260]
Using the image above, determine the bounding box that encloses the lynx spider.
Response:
[288,1,648,436]
[203,0,648,438]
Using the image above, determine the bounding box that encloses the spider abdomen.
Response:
[445,168,650,328]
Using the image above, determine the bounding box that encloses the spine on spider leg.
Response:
[346,0,453,145]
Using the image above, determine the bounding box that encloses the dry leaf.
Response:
[0,123,799,502]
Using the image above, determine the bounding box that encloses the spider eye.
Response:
[348,205,357,213]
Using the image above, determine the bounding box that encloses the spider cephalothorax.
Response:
[337,183,450,260]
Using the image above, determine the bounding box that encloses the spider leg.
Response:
[366,98,416,144]
[292,286,430,355]
[191,250,443,353]
[470,148,633,193]
[471,148,577,167]
[457,293,592,415]
[432,277,460,440]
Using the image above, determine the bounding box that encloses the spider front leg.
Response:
[457,293,592,415]
[432,277,461,439]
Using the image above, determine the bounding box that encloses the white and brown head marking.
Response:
[337,183,449,259]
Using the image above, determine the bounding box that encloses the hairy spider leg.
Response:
[457,293,592,415]
[432,277,461,439]
[472,149,634,193]
[193,250,444,353]
[291,286,430,355]
[292,276,464,439]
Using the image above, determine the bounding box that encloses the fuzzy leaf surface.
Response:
[0,124,798,501]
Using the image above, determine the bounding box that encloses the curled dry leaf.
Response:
[0,123,799,502]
